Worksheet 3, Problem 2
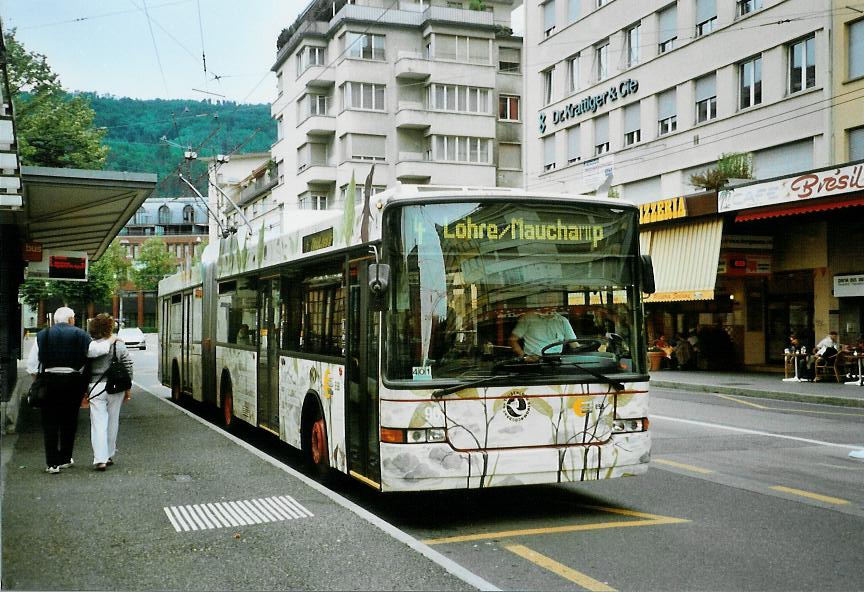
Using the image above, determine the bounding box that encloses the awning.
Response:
[735,195,864,222]
[18,167,157,260]
[640,218,723,303]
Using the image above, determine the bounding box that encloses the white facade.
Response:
[524,0,833,202]
[271,0,524,217]
[207,152,277,243]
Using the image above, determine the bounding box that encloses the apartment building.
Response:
[270,0,523,217]
[524,0,864,369]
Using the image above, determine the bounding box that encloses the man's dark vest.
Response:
[37,323,91,371]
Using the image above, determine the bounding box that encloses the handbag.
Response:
[87,343,132,399]
[27,365,49,408]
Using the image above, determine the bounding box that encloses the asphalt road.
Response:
[135,339,864,591]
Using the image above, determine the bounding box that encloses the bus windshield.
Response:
[385,201,645,382]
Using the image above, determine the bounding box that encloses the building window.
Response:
[850,19,864,80]
[568,0,580,22]
[567,54,580,93]
[277,116,284,140]
[627,23,641,67]
[695,74,717,123]
[134,207,147,224]
[300,194,329,210]
[346,134,386,162]
[542,68,554,105]
[543,0,556,37]
[543,135,556,171]
[297,142,330,171]
[346,32,385,61]
[789,35,816,93]
[431,135,491,163]
[499,142,522,170]
[499,47,521,73]
[340,184,384,204]
[429,84,490,114]
[276,160,284,184]
[658,4,677,53]
[182,205,195,223]
[567,125,580,164]
[433,34,490,64]
[849,127,864,160]
[309,94,328,116]
[657,88,677,135]
[158,205,170,225]
[737,0,762,16]
[595,42,609,81]
[695,0,717,37]
[597,0,611,7]
[343,82,385,111]
[297,45,325,76]
[277,72,283,97]
[739,55,762,109]
[623,103,641,147]
[498,95,520,121]
[594,115,609,155]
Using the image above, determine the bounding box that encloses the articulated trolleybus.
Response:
[158,185,655,492]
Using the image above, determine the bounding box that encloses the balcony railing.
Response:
[239,176,277,206]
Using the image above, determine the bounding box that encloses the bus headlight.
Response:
[612,418,649,433]
[427,428,447,443]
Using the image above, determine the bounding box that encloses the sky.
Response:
[0,0,305,104]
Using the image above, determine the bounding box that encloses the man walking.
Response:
[27,307,111,473]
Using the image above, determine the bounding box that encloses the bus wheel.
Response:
[171,363,182,403]
[303,401,330,479]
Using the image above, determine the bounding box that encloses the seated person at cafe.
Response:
[815,331,840,360]
[789,333,815,379]
[508,294,577,361]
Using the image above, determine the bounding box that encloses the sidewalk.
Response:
[651,368,864,407]
[0,383,494,591]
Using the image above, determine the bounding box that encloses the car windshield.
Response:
[384,201,644,382]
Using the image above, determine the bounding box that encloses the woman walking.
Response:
[86,314,134,471]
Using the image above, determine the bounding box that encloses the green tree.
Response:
[131,238,176,290]
[4,29,107,168]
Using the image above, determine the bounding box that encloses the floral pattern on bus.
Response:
[216,346,257,425]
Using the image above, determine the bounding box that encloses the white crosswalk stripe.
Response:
[165,496,314,532]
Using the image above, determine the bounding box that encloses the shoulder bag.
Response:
[27,364,49,408]
[87,343,132,399]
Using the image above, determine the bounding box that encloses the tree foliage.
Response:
[131,238,176,291]
[4,29,108,168]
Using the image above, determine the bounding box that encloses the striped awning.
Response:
[640,218,723,302]
[735,196,864,222]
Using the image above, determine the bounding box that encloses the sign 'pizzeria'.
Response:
[639,196,687,225]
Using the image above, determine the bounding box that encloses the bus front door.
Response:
[257,277,281,435]
[181,291,194,395]
[346,259,381,486]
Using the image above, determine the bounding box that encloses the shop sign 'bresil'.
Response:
[719,163,864,212]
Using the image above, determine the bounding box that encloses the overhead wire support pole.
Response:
[208,180,254,238]
[178,173,232,239]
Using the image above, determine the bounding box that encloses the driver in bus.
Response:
[508,293,577,362]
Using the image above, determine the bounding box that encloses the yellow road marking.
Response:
[422,506,689,545]
[716,394,767,409]
[770,486,850,505]
[653,458,715,474]
[506,544,616,592]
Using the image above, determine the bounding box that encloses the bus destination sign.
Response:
[302,228,334,253]
[442,216,605,248]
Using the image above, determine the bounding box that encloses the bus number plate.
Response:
[412,366,432,381]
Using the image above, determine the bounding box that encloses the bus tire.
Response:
[302,395,330,480]
[220,371,234,429]
[170,362,182,403]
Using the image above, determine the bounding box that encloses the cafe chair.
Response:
[783,352,796,379]
[814,354,839,382]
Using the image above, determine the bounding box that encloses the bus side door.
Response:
[346,258,381,485]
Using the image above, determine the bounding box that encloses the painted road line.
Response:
[652,415,863,450]
[652,458,715,474]
[164,496,315,533]
[423,507,689,545]
[506,544,616,592]
[715,394,768,409]
[769,486,850,505]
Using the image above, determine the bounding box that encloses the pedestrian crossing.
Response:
[164,495,314,532]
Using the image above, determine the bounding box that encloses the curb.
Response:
[651,380,864,409]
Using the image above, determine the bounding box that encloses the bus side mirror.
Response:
[640,255,656,295]
[368,263,390,310]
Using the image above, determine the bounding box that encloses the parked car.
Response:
[118,327,146,350]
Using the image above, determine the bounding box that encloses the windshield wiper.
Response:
[540,339,625,392]
[431,373,518,399]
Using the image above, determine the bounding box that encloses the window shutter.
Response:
[849,128,864,160]
[658,88,676,119]
[696,0,716,22]
[659,6,677,43]
[624,103,641,133]
[850,20,864,79]
[543,135,556,167]
[695,74,716,101]
[567,125,581,161]
[753,139,813,179]
[544,1,556,31]
[594,115,609,145]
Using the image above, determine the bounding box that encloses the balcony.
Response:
[395,154,495,186]
[297,163,337,185]
[239,176,277,207]
[298,114,336,137]
[395,51,431,80]
[395,101,429,130]
[331,4,493,29]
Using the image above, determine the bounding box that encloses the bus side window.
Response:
[218,278,259,346]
